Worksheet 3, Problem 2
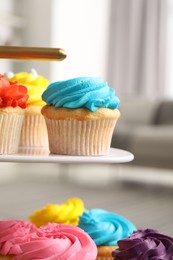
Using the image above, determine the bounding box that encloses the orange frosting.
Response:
[0,74,28,108]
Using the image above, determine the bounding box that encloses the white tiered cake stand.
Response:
[0,147,134,164]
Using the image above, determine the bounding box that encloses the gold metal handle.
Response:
[0,46,67,61]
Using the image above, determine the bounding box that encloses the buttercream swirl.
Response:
[0,220,37,255]
[78,208,136,246]
[8,69,49,106]
[0,74,28,108]
[42,76,120,112]
[112,229,173,259]
[32,223,97,260]
[0,221,97,259]
[29,197,85,227]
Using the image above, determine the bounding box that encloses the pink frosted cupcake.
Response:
[0,75,28,154]
[41,77,120,155]
[0,220,97,260]
[37,223,97,260]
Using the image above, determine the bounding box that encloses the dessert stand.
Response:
[0,46,134,165]
[0,147,134,164]
[0,45,134,221]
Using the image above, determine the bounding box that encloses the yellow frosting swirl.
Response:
[9,71,49,106]
[29,197,85,227]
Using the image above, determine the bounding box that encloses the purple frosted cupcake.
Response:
[112,229,173,259]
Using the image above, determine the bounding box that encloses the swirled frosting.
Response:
[78,209,136,246]
[112,229,173,259]
[29,197,85,227]
[33,223,97,260]
[7,69,49,106]
[0,220,37,255]
[0,74,28,108]
[42,77,120,112]
[0,221,97,260]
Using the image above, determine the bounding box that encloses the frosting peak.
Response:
[42,76,120,112]
[8,70,49,106]
[78,208,136,246]
[112,229,173,259]
[29,197,85,227]
[0,74,28,108]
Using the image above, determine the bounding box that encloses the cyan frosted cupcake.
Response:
[41,77,120,155]
[78,208,136,260]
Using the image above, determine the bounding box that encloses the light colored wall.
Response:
[50,0,111,81]
[13,0,52,79]
[165,0,173,97]
[0,0,15,72]
[12,0,111,82]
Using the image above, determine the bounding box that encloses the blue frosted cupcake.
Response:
[41,77,120,155]
[78,208,136,260]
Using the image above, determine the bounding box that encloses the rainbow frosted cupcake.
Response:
[29,197,85,227]
[6,69,49,147]
[112,229,173,259]
[78,208,136,260]
[0,220,97,260]
[0,75,28,154]
[41,77,120,155]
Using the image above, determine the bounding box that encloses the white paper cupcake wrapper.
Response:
[20,114,48,147]
[0,114,24,154]
[45,118,118,155]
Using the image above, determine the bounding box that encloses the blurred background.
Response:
[1,0,172,98]
[0,0,173,236]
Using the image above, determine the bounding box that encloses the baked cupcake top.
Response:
[0,220,97,260]
[29,197,85,227]
[112,229,173,259]
[78,208,136,246]
[5,69,49,106]
[42,76,120,112]
[0,74,28,109]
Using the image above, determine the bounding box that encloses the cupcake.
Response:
[78,208,136,260]
[0,75,28,154]
[0,220,97,260]
[112,229,173,259]
[37,223,97,260]
[29,197,85,227]
[6,69,49,147]
[41,76,120,155]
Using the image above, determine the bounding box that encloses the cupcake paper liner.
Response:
[0,113,24,155]
[20,114,48,147]
[96,245,118,260]
[44,118,117,155]
[18,147,49,156]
